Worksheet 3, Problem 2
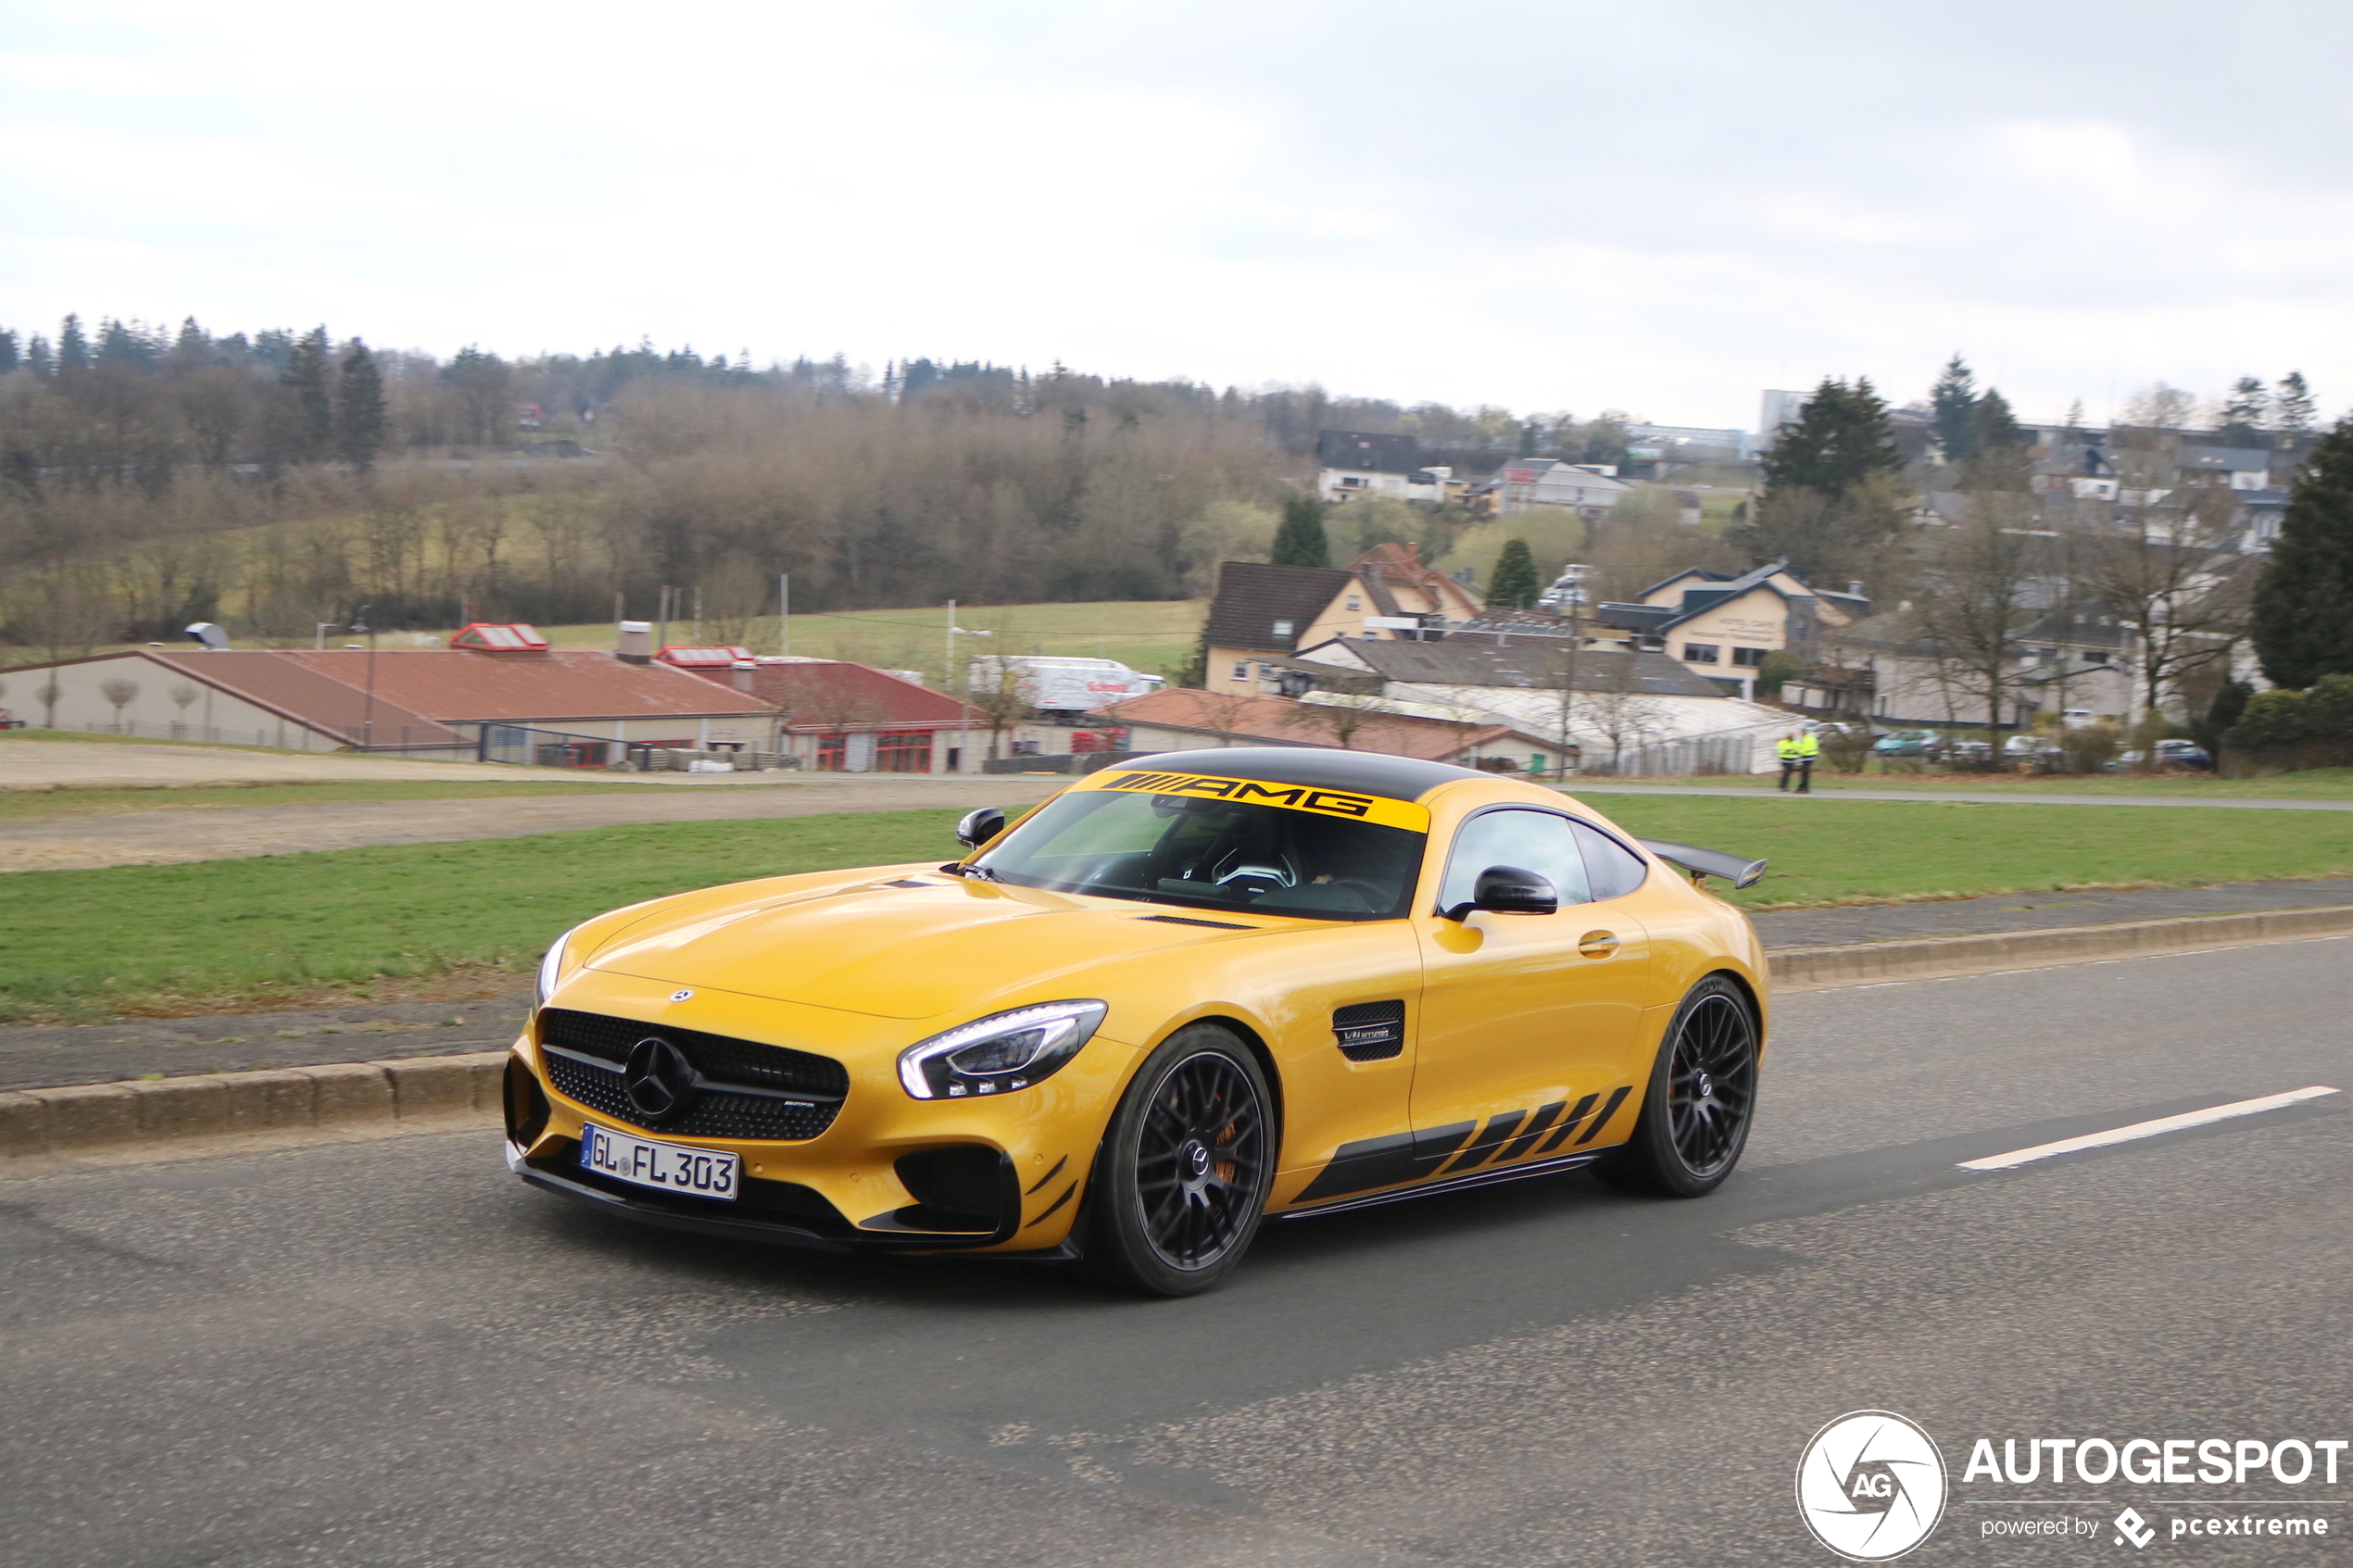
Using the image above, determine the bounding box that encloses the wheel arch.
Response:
[1157,1012,1288,1151]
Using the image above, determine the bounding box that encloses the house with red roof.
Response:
[668,657,986,772]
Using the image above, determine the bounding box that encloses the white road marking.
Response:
[1958,1086,2342,1171]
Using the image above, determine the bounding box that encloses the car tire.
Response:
[1595,975,1758,1198]
[1079,1022,1277,1298]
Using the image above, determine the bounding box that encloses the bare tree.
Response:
[36,682,60,729]
[2072,448,2253,721]
[1911,487,2046,734]
[99,678,140,733]
[1572,655,1670,774]
[169,682,199,737]
[1280,693,1387,749]
[961,659,1030,762]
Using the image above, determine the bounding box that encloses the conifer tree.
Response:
[2250,416,2353,687]
[1270,494,1331,568]
[282,327,333,458]
[333,340,387,472]
[57,314,89,371]
[2221,376,2270,444]
[1485,537,1541,608]
[1930,354,1978,463]
[0,329,17,375]
[1736,376,1906,583]
[2273,371,2318,436]
[1757,377,1901,497]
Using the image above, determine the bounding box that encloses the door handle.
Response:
[1578,930,1619,959]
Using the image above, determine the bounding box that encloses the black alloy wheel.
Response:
[1597,975,1759,1198]
[1665,991,1756,1177]
[1081,1024,1277,1297]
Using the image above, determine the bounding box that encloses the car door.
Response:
[1407,806,1653,1175]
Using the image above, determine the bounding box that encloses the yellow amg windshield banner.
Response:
[1076,769,1431,833]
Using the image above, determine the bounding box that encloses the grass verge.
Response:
[0,779,676,824]
[6,796,2353,1023]
[1602,767,2353,800]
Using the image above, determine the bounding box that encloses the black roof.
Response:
[1123,746,1484,802]
[1315,430,1422,474]
[1202,561,1353,654]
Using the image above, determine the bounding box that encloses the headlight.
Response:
[534,929,573,1010]
[898,1001,1106,1100]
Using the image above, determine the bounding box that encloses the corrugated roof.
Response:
[268,650,772,722]
[682,659,980,732]
[144,651,462,746]
[1094,687,1551,761]
[1202,561,1354,653]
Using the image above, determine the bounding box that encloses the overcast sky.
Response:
[6,0,2351,430]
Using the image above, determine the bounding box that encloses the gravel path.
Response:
[0,774,1066,871]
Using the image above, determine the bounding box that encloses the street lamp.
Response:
[945,598,992,692]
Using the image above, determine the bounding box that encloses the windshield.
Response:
[968,788,1426,921]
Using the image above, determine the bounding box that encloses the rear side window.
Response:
[1437,809,1592,913]
[1572,821,1649,901]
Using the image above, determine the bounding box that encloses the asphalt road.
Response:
[3,939,2347,1567]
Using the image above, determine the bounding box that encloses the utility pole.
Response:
[778,573,790,659]
[656,586,671,656]
[352,603,378,751]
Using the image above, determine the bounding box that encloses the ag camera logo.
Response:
[1797,1411,1948,1561]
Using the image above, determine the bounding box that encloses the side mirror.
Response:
[1445,864,1557,921]
[954,807,1005,849]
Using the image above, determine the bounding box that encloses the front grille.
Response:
[542,1009,848,1097]
[539,1008,848,1141]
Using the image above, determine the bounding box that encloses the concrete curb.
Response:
[0,1051,505,1163]
[1771,903,2353,990]
[5,904,2351,1165]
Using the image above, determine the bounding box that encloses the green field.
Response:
[0,779,674,824]
[533,597,1207,684]
[6,795,2353,1022]
[1596,768,2353,801]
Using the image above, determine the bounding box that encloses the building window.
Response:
[945,747,961,772]
[1231,661,1250,680]
[1346,596,1361,610]
[1730,646,1766,668]
[1340,475,1365,489]
[2085,649,2109,664]
[1684,643,1720,664]
[815,734,849,771]
[875,731,931,772]
[1271,620,1293,638]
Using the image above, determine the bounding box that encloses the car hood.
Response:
[582,871,1273,1020]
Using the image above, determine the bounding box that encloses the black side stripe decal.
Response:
[1440,1110,1527,1174]
[1025,1181,1077,1229]
[1493,1101,1567,1163]
[1025,1155,1068,1197]
[1573,1085,1633,1145]
[1536,1093,1602,1154]
[1292,1121,1476,1202]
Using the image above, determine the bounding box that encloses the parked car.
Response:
[2112,740,2216,772]
[1874,730,1940,757]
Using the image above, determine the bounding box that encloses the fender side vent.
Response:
[1137,914,1253,930]
[1333,999,1406,1061]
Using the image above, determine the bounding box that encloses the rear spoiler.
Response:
[1638,838,1768,891]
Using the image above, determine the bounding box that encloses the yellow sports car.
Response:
[505,748,1770,1296]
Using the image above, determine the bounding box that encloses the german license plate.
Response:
[580,1122,738,1201]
